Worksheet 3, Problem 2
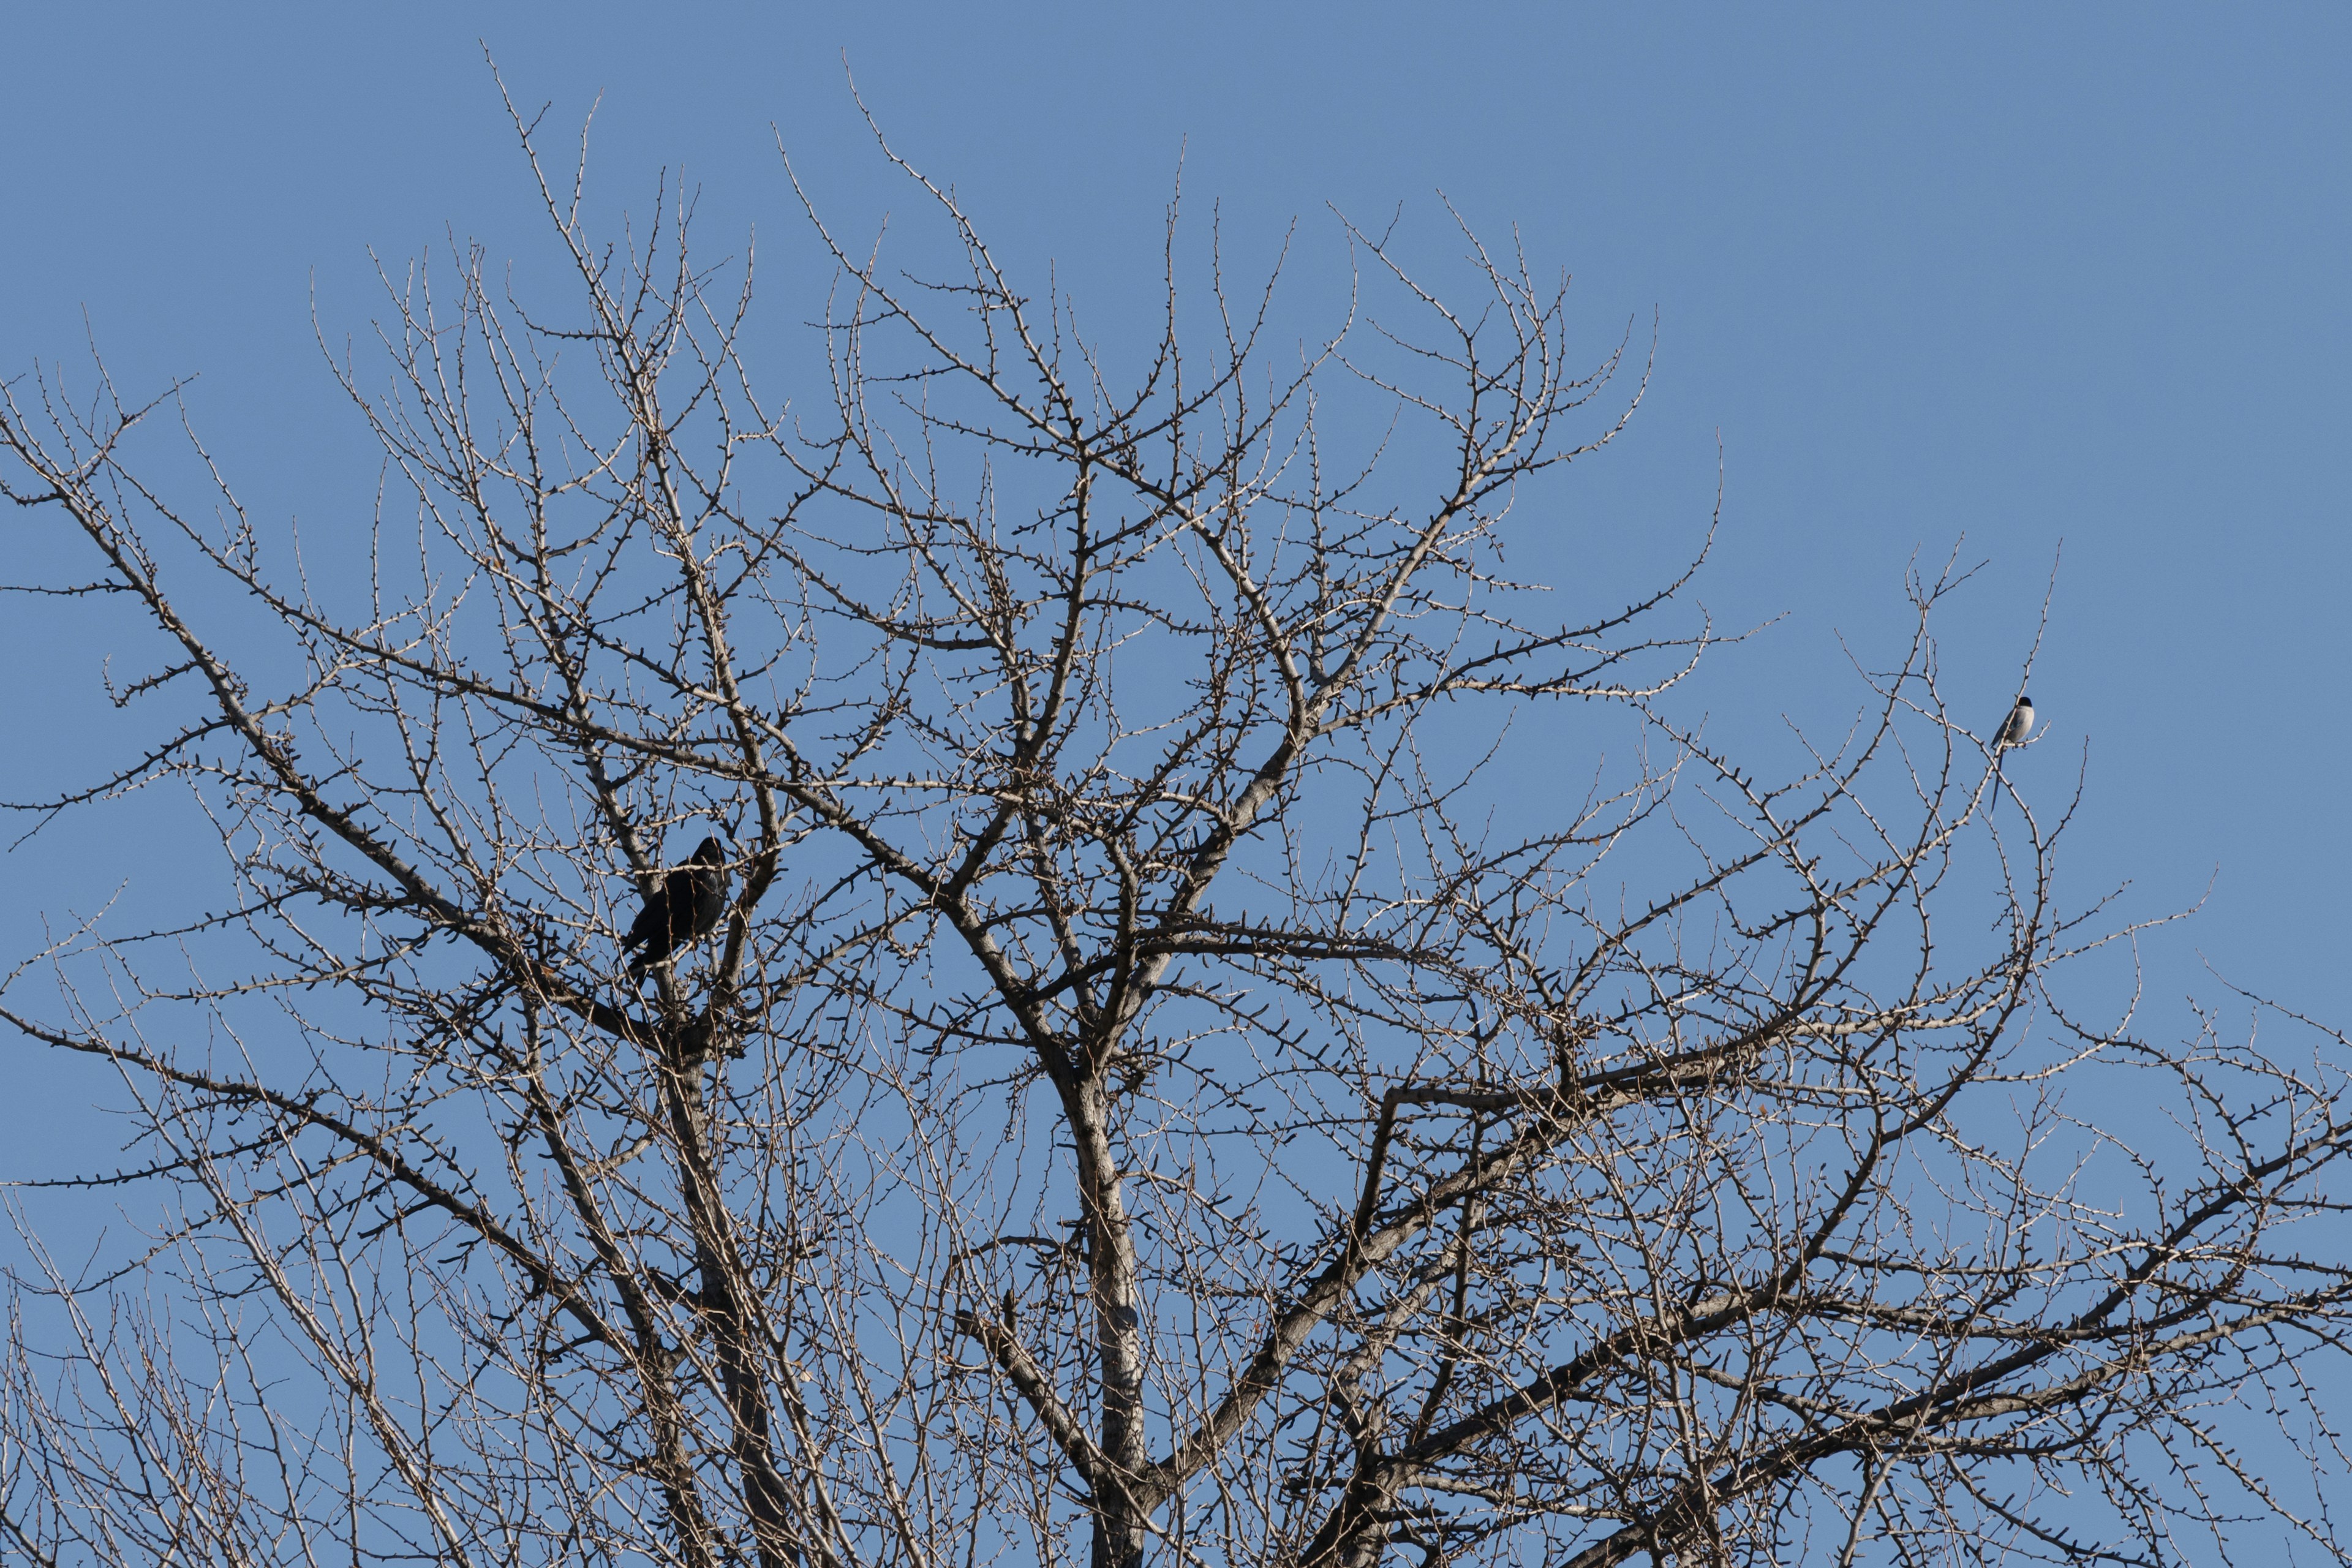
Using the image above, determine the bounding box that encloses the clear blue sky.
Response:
[3,6,2346,1118]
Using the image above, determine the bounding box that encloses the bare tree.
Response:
[4,100,2349,1568]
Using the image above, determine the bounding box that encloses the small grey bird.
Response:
[623,835,730,976]
[1996,694,2035,749]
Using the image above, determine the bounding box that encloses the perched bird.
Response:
[1996,694,2035,749]
[622,835,730,976]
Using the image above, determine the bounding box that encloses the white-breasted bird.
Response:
[1996,694,2035,749]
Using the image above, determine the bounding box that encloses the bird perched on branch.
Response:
[623,835,730,977]
[1996,694,2035,750]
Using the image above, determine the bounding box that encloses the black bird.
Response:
[622,835,729,976]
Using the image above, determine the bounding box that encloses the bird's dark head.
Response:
[2016,694,2032,707]
[690,835,726,864]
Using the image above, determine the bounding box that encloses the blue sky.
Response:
[3,4,2346,1154]
[1,6,2347,1555]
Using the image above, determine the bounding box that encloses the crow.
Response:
[622,835,729,977]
